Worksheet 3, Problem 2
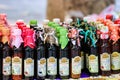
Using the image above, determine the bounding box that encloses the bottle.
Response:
[11,28,23,80]
[36,28,46,80]
[44,27,58,79]
[99,26,111,76]
[2,27,12,80]
[88,46,99,76]
[59,28,69,79]
[24,28,35,80]
[0,25,3,80]
[69,28,81,79]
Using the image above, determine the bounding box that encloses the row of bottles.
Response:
[0,14,120,80]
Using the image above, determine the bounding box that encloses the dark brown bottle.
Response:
[11,28,23,80]
[2,27,12,80]
[36,28,46,80]
[70,41,81,79]
[88,46,99,76]
[47,44,57,79]
[100,39,111,76]
[24,28,35,80]
[59,45,69,79]
[111,41,120,74]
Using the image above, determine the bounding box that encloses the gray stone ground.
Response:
[0,0,47,24]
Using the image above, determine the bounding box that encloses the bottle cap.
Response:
[65,18,73,24]
[53,18,60,23]
[43,19,49,24]
[16,19,24,25]
[30,20,37,25]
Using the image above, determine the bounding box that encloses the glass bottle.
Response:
[24,28,35,80]
[2,27,12,80]
[36,28,46,80]
[11,28,23,80]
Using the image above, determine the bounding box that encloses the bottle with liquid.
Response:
[44,27,58,79]
[2,27,12,80]
[99,26,111,76]
[0,26,3,80]
[24,28,35,80]
[59,28,69,79]
[69,28,81,79]
[88,46,99,76]
[36,28,46,80]
[11,28,23,80]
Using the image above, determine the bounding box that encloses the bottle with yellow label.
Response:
[111,41,120,74]
[36,28,46,80]
[99,26,111,76]
[24,28,35,80]
[44,26,58,79]
[88,46,99,76]
[2,27,12,80]
[11,28,23,80]
[68,28,81,79]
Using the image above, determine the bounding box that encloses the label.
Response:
[24,58,34,76]
[12,57,22,75]
[81,51,84,69]
[100,53,110,71]
[38,58,46,76]
[88,55,98,73]
[47,57,57,75]
[59,57,69,76]
[111,52,120,70]
[3,56,11,75]
[72,56,81,74]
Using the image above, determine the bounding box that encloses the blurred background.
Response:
[0,0,117,24]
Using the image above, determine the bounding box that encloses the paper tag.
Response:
[38,58,46,76]
[81,51,84,69]
[12,57,22,75]
[59,57,69,76]
[24,58,34,76]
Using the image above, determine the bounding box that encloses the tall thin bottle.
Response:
[99,26,111,76]
[2,27,12,80]
[11,28,23,80]
[68,28,81,79]
[24,28,35,80]
[36,28,46,80]
[59,28,69,79]
[44,27,58,79]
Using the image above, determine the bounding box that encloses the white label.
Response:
[100,53,110,71]
[12,57,22,75]
[3,57,11,75]
[81,51,84,69]
[72,56,81,74]
[59,57,69,76]
[89,55,98,73]
[24,58,34,76]
[111,52,120,70]
[38,58,46,76]
[47,57,57,75]
[86,53,89,69]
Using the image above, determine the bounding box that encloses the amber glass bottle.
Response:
[11,28,23,80]
[100,39,111,76]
